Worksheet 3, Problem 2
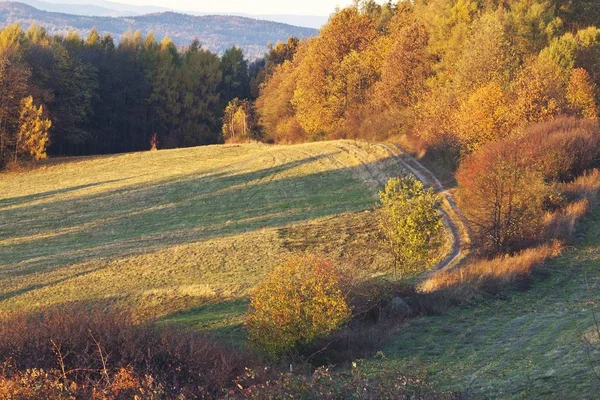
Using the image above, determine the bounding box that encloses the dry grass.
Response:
[420,242,563,294]
[423,169,600,297]
[0,141,403,330]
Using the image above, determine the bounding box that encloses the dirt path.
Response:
[377,143,470,271]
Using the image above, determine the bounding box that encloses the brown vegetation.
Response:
[421,242,562,295]
[0,307,256,398]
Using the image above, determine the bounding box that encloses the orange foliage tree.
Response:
[457,138,548,255]
[246,255,351,356]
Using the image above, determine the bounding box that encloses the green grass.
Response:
[0,141,402,332]
[362,210,600,398]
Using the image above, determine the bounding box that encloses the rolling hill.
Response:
[15,0,329,28]
[0,1,318,58]
[0,141,404,338]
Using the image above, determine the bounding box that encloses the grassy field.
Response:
[362,210,600,399]
[0,141,403,339]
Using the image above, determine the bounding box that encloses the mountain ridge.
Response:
[0,1,318,58]
[13,0,328,27]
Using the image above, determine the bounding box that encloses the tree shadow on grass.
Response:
[0,179,128,210]
[0,149,402,306]
[159,298,249,347]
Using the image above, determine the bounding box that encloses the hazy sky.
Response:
[119,0,355,16]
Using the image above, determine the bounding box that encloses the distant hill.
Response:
[15,0,329,28]
[0,2,318,58]
[17,0,169,17]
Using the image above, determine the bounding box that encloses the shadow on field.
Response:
[1,152,397,280]
[160,298,249,346]
[0,179,127,210]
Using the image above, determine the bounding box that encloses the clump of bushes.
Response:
[428,118,600,300]
[0,306,256,398]
[246,255,351,357]
[229,363,459,399]
[457,117,600,257]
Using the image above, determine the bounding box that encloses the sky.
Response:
[116,0,355,16]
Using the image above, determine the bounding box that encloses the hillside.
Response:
[358,211,600,398]
[0,2,318,57]
[0,141,403,336]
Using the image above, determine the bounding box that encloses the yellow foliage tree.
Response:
[452,82,511,154]
[293,8,378,136]
[379,175,443,277]
[15,96,51,162]
[510,55,567,125]
[566,68,598,119]
[246,255,351,356]
[373,9,430,110]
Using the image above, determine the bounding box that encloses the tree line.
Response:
[0,23,253,167]
[255,0,600,150]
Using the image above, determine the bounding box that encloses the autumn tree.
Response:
[457,139,548,255]
[293,8,378,137]
[510,54,567,125]
[15,95,51,162]
[566,68,597,119]
[454,10,518,94]
[379,175,443,277]
[372,6,430,122]
[255,56,308,143]
[452,82,511,153]
[222,98,259,141]
[246,255,351,356]
[506,0,559,58]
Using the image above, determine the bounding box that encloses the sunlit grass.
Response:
[0,140,403,334]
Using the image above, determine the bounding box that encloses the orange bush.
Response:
[246,255,351,356]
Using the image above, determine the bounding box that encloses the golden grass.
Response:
[0,141,403,326]
[421,169,600,296]
[420,241,563,293]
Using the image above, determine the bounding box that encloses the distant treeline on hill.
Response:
[0,23,264,166]
[0,1,318,58]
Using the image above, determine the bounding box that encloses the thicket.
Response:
[0,307,256,398]
[457,117,600,256]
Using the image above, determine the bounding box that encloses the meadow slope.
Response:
[362,211,600,399]
[0,141,404,339]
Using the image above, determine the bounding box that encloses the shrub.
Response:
[378,175,443,277]
[230,363,458,399]
[522,117,600,182]
[0,306,255,397]
[246,255,351,356]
